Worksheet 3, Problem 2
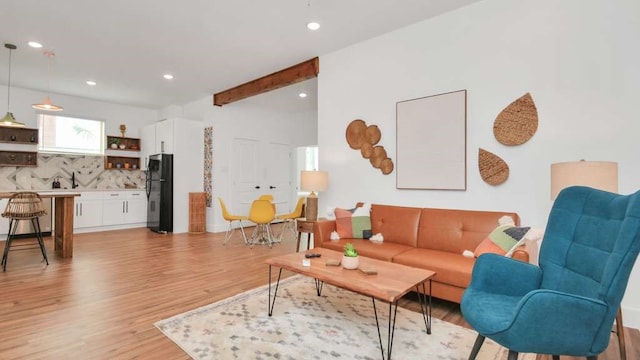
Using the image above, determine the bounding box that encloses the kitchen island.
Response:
[0,191,80,258]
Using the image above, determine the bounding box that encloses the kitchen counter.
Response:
[0,191,80,258]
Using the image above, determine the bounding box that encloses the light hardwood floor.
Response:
[0,226,637,359]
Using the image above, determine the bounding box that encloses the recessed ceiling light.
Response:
[307,22,320,31]
[86,80,97,86]
[28,41,43,48]
[163,74,174,80]
[298,92,308,98]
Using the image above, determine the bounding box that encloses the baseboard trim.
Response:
[622,305,640,330]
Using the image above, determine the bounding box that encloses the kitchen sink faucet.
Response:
[71,172,78,189]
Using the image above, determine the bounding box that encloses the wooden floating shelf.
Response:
[0,150,38,167]
[106,135,140,151]
[0,127,38,144]
[104,155,140,170]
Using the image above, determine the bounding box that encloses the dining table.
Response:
[0,191,81,258]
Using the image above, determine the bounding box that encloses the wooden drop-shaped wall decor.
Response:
[478,148,509,185]
[493,92,538,146]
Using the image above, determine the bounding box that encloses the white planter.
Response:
[341,255,359,270]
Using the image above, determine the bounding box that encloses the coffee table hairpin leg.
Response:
[371,279,432,360]
[268,265,283,316]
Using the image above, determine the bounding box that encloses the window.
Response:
[38,114,105,155]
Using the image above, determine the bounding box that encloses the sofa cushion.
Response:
[335,203,372,239]
[474,225,530,257]
[370,204,421,247]
[320,238,412,262]
[393,248,476,289]
[417,208,520,254]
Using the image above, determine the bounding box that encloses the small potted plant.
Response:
[342,243,359,270]
[109,138,120,149]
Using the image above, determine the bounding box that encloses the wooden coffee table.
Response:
[265,248,436,360]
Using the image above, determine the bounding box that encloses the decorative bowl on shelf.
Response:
[119,144,126,150]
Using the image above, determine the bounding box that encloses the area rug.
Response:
[155,275,536,359]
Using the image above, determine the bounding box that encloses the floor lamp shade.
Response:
[550,161,618,200]
[300,171,328,221]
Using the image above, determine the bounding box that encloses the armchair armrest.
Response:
[468,253,542,297]
[506,290,608,355]
[313,219,336,248]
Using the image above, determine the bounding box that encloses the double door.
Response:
[233,138,291,216]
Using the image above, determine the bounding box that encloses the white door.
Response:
[266,142,291,214]
[233,138,261,216]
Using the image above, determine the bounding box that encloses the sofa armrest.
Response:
[313,219,336,248]
[511,247,529,263]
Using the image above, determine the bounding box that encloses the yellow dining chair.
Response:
[218,197,248,245]
[248,199,276,247]
[276,197,305,242]
[258,194,274,202]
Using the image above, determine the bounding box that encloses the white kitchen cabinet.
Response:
[74,192,104,229]
[102,191,146,226]
[124,192,146,224]
[140,123,156,171]
[0,199,8,235]
[155,119,174,154]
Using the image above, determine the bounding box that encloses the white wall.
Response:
[183,94,317,233]
[1,86,157,135]
[318,0,640,328]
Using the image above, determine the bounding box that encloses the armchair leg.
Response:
[468,334,485,360]
[507,350,519,360]
[616,308,626,360]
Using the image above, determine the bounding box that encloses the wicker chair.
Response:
[1,192,49,271]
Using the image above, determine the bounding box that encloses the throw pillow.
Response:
[335,203,372,239]
[474,225,531,257]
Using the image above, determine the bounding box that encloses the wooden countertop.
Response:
[0,191,81,198]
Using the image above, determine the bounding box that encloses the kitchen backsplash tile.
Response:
[0,154,145,191]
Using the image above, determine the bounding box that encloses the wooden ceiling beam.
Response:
[213,57,319,106]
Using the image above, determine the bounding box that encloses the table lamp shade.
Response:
[550,161,618,200]
[300,171,328,221]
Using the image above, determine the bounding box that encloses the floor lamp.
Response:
[550,160,626,360]
[300,170,328,221]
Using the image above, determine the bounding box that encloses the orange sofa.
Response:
[314,204,529,303]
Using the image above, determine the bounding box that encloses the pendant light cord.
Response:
[6,46,12,111]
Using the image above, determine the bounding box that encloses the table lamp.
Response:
[300,170,328,221]
[550,160,618,200]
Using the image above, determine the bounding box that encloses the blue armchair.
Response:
[461,186,640,360]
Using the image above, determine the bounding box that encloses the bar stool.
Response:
[1,192,49,271]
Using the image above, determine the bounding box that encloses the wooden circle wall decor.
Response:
[365,125,381,145]
[493,92,538,146]
[370,146,387,168]
[360,142,373,159]
[380,158,394,175]
[478,148,509,185]
[346,119,367,149]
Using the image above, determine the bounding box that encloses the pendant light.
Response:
[1,43,25,127]
[32,50,63,112]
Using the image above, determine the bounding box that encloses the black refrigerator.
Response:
[146,153,173,233]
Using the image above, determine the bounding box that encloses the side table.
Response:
[295,218,319,252]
